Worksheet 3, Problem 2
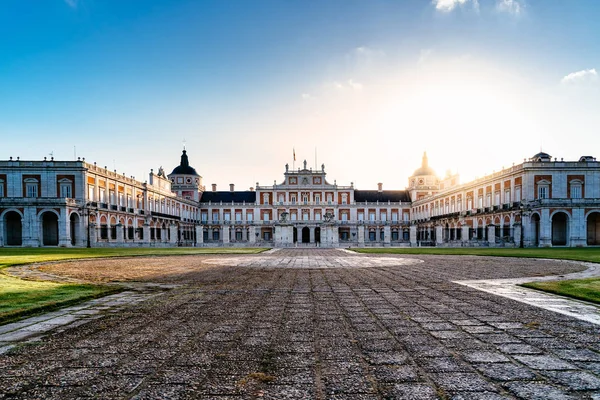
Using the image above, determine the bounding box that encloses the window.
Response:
[340,231,349,240]
[263,212,270,221]
[60,183,72,198]
[369,212,376,221]
[88,185,95,201]
[212,230,220,240]
[303,212,309,221]
[235,212,242,222]
[504,189,511,204]
[315,195,321,204]
[25,179,38,198]
[403,213,409,222]
[392,231,399,241]
[290,195,296,204]
[341,213,348,221]
[358,212,364,221]
[538,186,548,199]
[0,181,4,197]
[486,194,491,207]
[263,193,270,204]
[263,231,271,241]
[341,194,348,204]
[478,196,483,208]
[247,213,253,221]
[291,213,297,221]
[315,212,321,221]
[235,231,243,241]
[380,212,387,221]
[515,186,522,202]
[212,212,219,222]
[467,198,473,210]
[494,192,500,206]
[392,213,398,222]
[224,213,231,221]
[571,185,582,199]
[369,231,376,241]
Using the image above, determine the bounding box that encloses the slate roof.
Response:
[170,150,200,176]
[200,191,256,203]
[354,190,411,203]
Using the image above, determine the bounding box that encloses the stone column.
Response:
[521,213,532,247]
[142,223,150,244]
[222,225,230,245]
[358,225,365,247]
[116,223,124,244]
[332,226,339,246]
[309,227,315,244]
[383,225,391,247]
[539,208,551,247]
[410,225,417,247]
[461,225,470,244]
[249,225,256,244]
[169,224,178,245]
[59,210,70,247]
[435,225,443,246]
[513,223,522,248]
[196,225,203,246]
[487,225,496,246]
[570,208,586,247]
[88,223,97,247]
[22,208,40,247]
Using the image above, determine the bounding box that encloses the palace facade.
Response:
[1,150,600,248]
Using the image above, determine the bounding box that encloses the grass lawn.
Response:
[522,278,600,304]
[0,247,268,324]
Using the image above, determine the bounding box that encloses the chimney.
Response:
[249,187,254,191]
[229,184,235,192]
[212,184,217,192]
[377,182,383,192]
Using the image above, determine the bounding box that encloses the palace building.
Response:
[1,150,599,248]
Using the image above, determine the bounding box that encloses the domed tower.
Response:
[168,149,203,201]
[408,152,440,201]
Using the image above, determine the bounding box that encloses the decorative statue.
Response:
[285,163,289,172]
[279,212,289,223]
[323,212,334,223]
[321,163,325,171]
[303,159,307,170]
[157,166,165,177]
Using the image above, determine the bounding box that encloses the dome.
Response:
[412,152,436,176]
[531,152,551,162]
[170,150,200,176]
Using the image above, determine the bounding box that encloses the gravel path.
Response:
[1,249,599,399]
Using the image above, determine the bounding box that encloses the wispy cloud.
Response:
[64,0,79,8]
[561,69,598,85]
[496,0,523,15]
[433,0,478,12]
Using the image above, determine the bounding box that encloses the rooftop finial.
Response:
[183,138,186,151]
[422,151,428,168]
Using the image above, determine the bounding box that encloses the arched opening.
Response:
[70,213,80,246]
[4,211,22,246]
[587,212,600,245]
[315,227,321,243]
[293,227,298,243]
[42,212,59,246]
[110,217,117,240]
[531,213,540,247]
[552,212,569,246]
[301,227,310,243]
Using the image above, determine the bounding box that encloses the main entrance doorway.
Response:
[301,227,310,243]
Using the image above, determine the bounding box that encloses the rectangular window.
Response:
[392,231,399,241]
[263,213,270,221]
[478,197,483,208]
[212,230,220,240]
[504,189,511,204]
[60,184,72,198]
[494,193,500,206]
[26,183,38,198]
[538,186,548,199]
[515,187,522,202]
[0,183,4,197]
[369,232,376,241]
[212,212,219,221]
[247,213,253,221]
[315,195,320,204]
[303,213,309,221]
[291,213,297,221]
[315,212,321,221]
[224,213,231,221]
[571,185,582,199]
[235,212,242,221]
[369,212,376,221]
[88,185,95,201]
[235,231,242,241]
[391,213,398,222]
[358,212,364,221]
[263,232,271,241]
[342,213,348,221]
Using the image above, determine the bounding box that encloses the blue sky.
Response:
[2,0,600,189]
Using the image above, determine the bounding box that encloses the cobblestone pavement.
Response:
[1,249,600,399]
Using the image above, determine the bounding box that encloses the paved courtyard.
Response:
[1,249,600,399]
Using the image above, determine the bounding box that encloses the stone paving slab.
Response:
[1,249,599,399]
[454,261,600,325]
